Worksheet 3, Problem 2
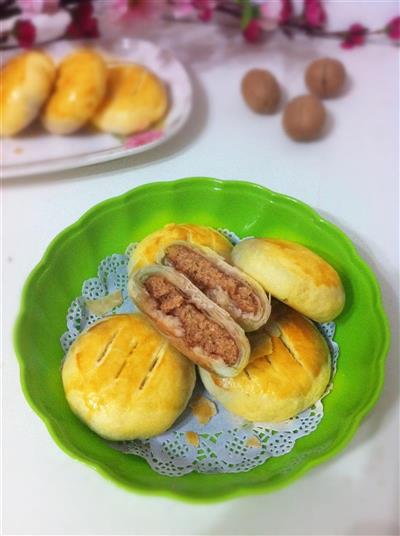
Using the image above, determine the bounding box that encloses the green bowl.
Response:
[14,177,390,502]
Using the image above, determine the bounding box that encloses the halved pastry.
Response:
[199,302,331,422]
[160,241,270,331]
[129,223,233,274]
[128,265,250,377]
[62,314,195,440]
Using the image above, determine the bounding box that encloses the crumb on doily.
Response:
[85,289,123,315]
[190,395,217,425]
[246,436,261,448]
[185,431,200,447]
[14,147,23,155]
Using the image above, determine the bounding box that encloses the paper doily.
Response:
[60,230,339,476]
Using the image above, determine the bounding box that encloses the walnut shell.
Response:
[283,95,326,142]
[305,58,346,98]
[241,69,280,114]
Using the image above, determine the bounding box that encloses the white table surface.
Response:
[2,2,399,535]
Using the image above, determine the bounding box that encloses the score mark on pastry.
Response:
[60,223,344,471]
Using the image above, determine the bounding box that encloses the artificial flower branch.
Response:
[0,0,399,50]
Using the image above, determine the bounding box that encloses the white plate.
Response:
[2,39,192,178]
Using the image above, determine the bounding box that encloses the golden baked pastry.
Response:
[0,51,55,137]
[129,223,233,274]
[129,265,250,377]
[42,48,107,134]
[160,241,270,331]
[91,64,168,135]
[199,303,331,422]
[62,314,195,440]
[232,238,345,322]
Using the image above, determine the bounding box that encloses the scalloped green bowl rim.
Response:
[14,177,390,502]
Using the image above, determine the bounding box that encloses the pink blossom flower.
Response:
[124,130,163,149]
[17,0,59,15]
[197,7,213,22]
[386,16,400,40]
[341,23,367,49]
[66,1,99,39]
[193,0,217,22]
[96,0,166,23]
[243,19,263,43]
[17,0,42,15]
[122,0,166,21]
[13,18,36,47]
[169,0,216,22]
[258,0,293,29]
[170,0,196,19]
[44,0,59,14]
[259,1,282,21]
[106,0,131,19]
[258,1,280,31]
[303,0,326,28]
[80,15,99,38]
[279,0,293,24]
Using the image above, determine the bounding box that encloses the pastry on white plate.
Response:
[42,48,107,135]
[91,64,168,136]
[0,51,56,137]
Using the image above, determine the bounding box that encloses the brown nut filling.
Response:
[164,244,258,314]
[144,275,239,365]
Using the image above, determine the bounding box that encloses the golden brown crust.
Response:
[42,49,107,135]
[62,314,195,440]
[199,303,331,422]
[92,64,168,136]
[129,223,232,274]
[231,238,345,322]
[0,51,56,137]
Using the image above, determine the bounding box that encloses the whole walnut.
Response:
[283,95,326,141]
[305,58,346,98]
[241,69,280,114]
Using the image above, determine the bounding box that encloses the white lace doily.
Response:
[60,230,339,476]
